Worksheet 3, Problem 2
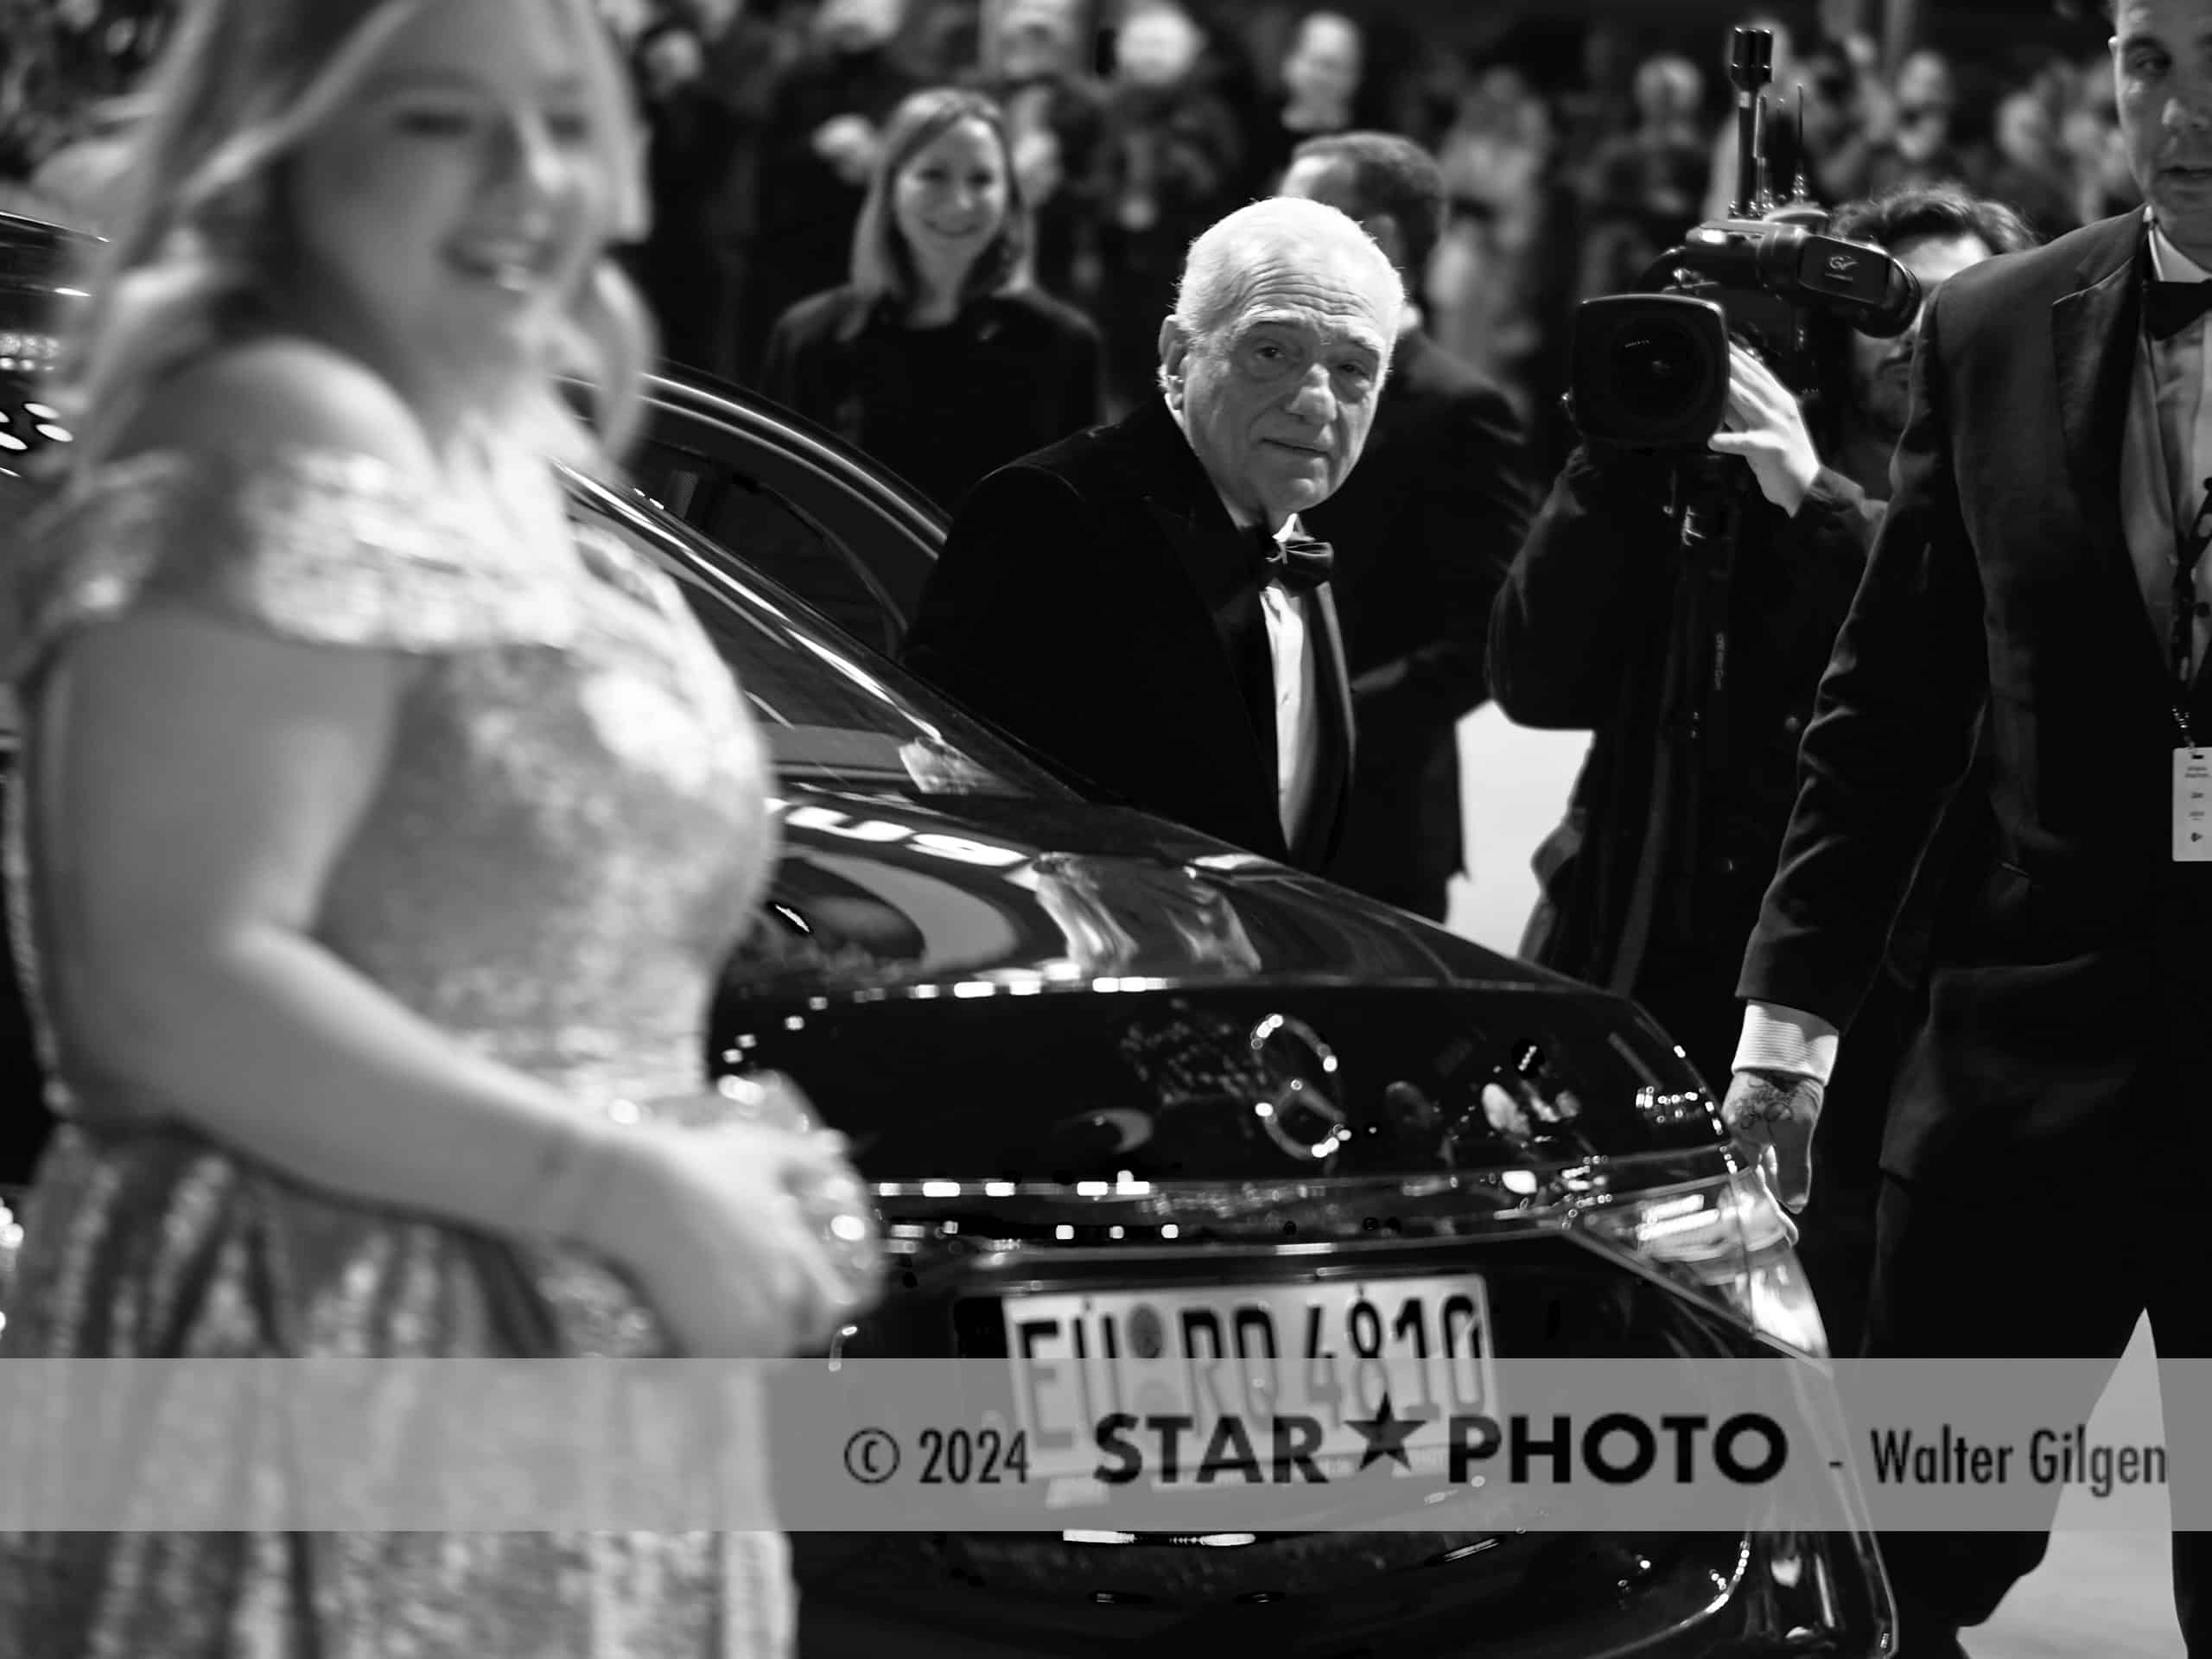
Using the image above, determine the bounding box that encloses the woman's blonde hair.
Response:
[56,0,657,474]
[849,87,1033,312]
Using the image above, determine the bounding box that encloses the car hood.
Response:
[710,786,1723,1181]
[744,785,1553,989]
[0,210,91,310]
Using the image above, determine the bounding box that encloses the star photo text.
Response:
[1087,1404,1792,1487]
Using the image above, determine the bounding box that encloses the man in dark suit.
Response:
[1279,130,1539,921]
[899,196,1405,872]
[1726,1,2212,1650]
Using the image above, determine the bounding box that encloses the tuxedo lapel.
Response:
[1141,499,1280,780]
[2052,215,2168,692]
[1110,400,1285,842]
[1291,587,1357,872]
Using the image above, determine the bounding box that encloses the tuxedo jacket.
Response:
[1738,209,2212,1194]
[898,397,1355,870]
[1300,327,1536,916]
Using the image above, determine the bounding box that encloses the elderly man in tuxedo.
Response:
[1726,0,2212,1651]
[899,196,1402,872]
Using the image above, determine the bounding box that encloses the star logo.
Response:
[1345,1395,1421,1472]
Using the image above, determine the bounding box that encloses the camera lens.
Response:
[1569,291,1730,446]
[1611,320,1707,421]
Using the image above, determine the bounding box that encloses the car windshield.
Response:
[567,477,1078,803]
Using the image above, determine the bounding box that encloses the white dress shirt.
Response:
[1732,209,2212,1085]
[1260,516,1322,844]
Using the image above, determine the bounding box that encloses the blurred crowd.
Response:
[0,0,2140,486]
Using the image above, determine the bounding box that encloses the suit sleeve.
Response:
[898,463,1117,794]
[1736,288,1988,1031]
[1735,466,1887,699]
[1487,442,1678,728]
[1350,382,1540,734]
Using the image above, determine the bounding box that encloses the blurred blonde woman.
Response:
[761,86,1102,513]
[0,0,876,1653]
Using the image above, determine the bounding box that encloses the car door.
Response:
[623,374,944,661]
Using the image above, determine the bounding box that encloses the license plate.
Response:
[997,1275,1498,1484]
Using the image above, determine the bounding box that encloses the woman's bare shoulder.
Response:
[105,337,440,480]
[13,340,570,674]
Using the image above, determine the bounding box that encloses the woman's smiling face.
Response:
[891,118,1011,276]
[282,0,621,403]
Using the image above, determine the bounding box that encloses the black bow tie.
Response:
[1254,526,1335,592]
[2148,278,2212,341]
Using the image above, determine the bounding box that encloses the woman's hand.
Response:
[588,1086,882,1358]
[1707,343,1821,517]
[812,114,879,185]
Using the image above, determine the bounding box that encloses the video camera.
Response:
[1567,27,1923,449]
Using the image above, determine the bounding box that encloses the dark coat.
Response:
[759,285,1103,515]
[626,81,744,378]
[734,46,919,378]
[1300,326,1538,919]
[1490,441,1885,1089]
[1738,209,2212,1197]
[899,397,1355,872]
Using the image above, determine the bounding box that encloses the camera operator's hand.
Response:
[1709,344,1822,518]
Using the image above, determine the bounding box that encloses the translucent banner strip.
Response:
[0,1357,2194,1531]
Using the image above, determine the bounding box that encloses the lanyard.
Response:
[2176,482,2212,750]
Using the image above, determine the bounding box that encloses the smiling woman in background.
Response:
[760,86,1103,514]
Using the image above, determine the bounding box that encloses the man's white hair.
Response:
[1163,196,1403,377]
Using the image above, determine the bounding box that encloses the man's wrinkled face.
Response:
[1160,239,1396,525]
[2115,0,2212,253]
[1848,231,1993,437]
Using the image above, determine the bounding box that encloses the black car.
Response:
[0,213,1893,1657]
[0,211,86,517]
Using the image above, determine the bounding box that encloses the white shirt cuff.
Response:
[1732,1001,1840,1086]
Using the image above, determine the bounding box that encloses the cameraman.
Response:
[1491,184,2036,1351]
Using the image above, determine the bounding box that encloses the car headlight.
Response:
[1570,1169,1828,1357]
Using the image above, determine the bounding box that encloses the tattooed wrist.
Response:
[1732,1083,1799,1126]
[1725,1071,1818,1130]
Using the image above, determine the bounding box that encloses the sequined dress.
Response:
[0,443,794,1657]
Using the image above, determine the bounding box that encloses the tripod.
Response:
[1605,451,1758,999]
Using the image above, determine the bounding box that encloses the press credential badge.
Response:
[2176,747,2212,861]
